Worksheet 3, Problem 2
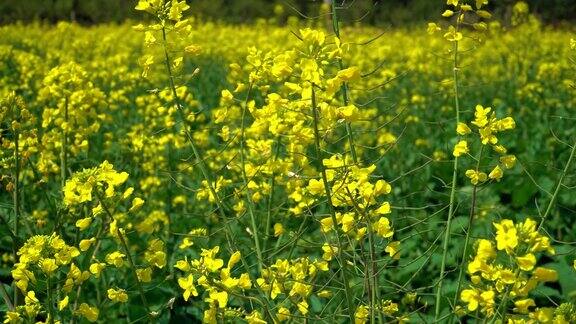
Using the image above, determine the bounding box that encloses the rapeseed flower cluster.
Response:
[460,218,565,322]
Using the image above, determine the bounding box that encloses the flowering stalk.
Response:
[95,191,152,317]
[311,85,355,321]
[60,98,69,189]
[434,15,461,321]
[345,188,379,323]
[331,4,380,320]
[238,81,264,272]
[330,1,358,162]
[159,25,228,226]
[488,269,520,323]
[451,145,484,324]
[71,218,107,324]
[262,136,282,261]
[12,125,20,306]
[159,24,277,321]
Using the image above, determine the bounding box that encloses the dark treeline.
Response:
[0,0,575,26]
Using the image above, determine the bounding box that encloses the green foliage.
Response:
[1,0,576,25]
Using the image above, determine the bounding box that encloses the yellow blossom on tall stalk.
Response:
[460,218,559,320]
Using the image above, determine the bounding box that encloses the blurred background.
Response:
[0,0,575,26]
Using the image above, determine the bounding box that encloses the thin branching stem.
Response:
[434,19,461,322]
[263,136,282,261]
[537,137,576,230]
[450,145,484,324]
[160,23,277,322]
[238,81,264,272]
[311,85,355,321]
[96,191,152,317]
[47,276,55,324]
[331,4,382,321]
[61,97,69,189]
[12,126,20,306]
[330,2,358,163]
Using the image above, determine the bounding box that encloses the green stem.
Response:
[160,25,228,223]
[311,85,355,321]
[263,136,282,261]
[330,2,358,162]
[12,128,20,306]
[488,270,519,324]
[434,25,461,322]
[96,192,151,316]
[238,82,263,272]
[345,188,377,323]
[450,150,485,323]
[537,137,576,230]
[70,217,107,324]
[159,24,277,322]
[47,276,54,324]
[331,4,377,320]
[61,97,69,188]
[117,227,151,314]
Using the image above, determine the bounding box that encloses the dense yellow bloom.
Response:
[58,296,69,311]
[494,220,518,253]
[355,305,369,324]
[465,169,487,185]
[64,161,129,207]
[488,165,503,181]
[516,253,536,271]
[374,217,394,238]
[500,155,517,169]
[40,258,58,275]
[137,267,153,282]
[76,303,99,322]
[168,0,190,21]
[385,241,401,260]
[462,217,559,318]
[105,251,126,267]
[461,288,495,313]
[12,234,79,293]
[206,290,228,308]
[273,223,285,237]
[457,122,472,135]
[321,243,338,261]
[442,10,455,18]
[178,274,198,301]
[107,288,129,303]
[89,262,106,278]
[453,140,469,157]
